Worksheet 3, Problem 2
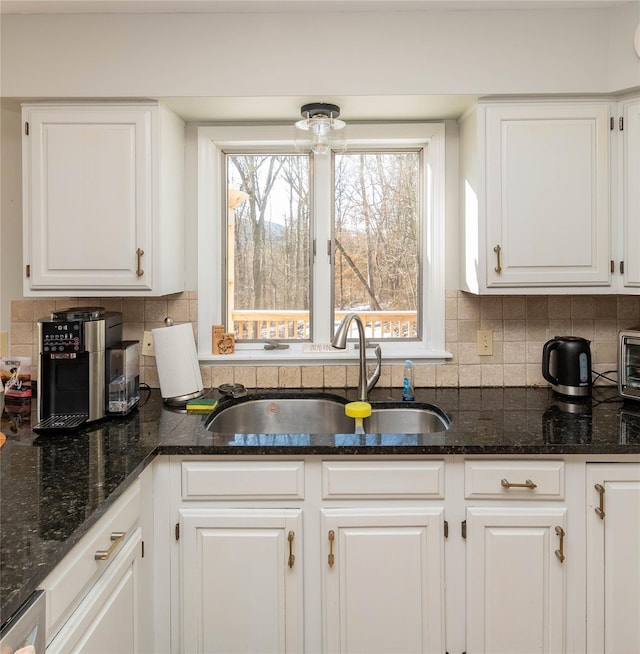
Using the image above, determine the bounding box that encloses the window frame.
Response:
[196,122,449,364]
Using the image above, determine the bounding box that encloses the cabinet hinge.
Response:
[620,261,625,275]
[141,540,145,558]
[610,116,614,130]
[25,264,30,278]
[175,523,180,541]
[461,520,467,539]
[610,260,615,274]
[444,520,449,539]
[619,117,624,131]
[24,121,29,135]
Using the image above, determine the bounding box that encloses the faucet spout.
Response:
[331,312,381,402]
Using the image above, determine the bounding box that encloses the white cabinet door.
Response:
[484,102,611,288]
[586,464,640,654]
[180,508,304,654]
[22,103,184,296]
[46,528,142,654]
[321,507,445,654]
[466,507,567,654]
[621,99,640,289]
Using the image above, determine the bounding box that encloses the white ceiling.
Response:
[159,94,479,122]
[0,0,634,13]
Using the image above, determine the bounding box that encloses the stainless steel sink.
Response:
[205,394,353,434]
[364,404,450,434]
[205,393,450,435]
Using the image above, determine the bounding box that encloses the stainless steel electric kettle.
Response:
[542,336,592,397]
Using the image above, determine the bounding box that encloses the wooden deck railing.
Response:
[231,310,417,340]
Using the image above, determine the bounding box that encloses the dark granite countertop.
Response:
[2,385,640,627]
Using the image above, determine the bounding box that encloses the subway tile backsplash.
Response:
[10,290,634,390]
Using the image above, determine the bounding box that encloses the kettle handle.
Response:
[541,339,559,385]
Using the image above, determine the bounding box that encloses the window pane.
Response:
[334,151,420,339]
[226,154,311,341]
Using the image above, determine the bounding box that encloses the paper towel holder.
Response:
[152,318,204,407]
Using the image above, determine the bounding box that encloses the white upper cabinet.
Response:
[22,102,185,296]
[460,99,619,294]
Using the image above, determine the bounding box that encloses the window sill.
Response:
[199,347,452,366]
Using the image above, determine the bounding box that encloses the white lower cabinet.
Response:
[179,508,304,654]
[586,463,640,654]
[465,507,567,654]
[463,459,569,654]
[173,458,446,654]
[321,507,445,654]
[46,528,143,654]
[42,477,152,654]
[166,456,640,654]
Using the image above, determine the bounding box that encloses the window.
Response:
[333,150,420,340]
[226,153,311,340]
[197,123,448,363]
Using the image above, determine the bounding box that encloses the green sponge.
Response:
[186,398,218,414]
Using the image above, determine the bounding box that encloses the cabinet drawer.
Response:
[42,479,141,640]
[181,461,305,500]
[322,460,445,499]
[464,460,564,500]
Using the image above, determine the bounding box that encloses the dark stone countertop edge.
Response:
[0,449,157,628]
[156,443,640,456]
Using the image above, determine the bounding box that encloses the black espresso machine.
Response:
[35,307,140,432]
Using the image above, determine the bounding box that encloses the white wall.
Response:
[1,4,639,332]
[608,2,640,92]
[1,7,634,98]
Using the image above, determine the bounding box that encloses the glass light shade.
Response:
[295,112,346,155]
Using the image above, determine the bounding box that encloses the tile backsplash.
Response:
[10,290,635,390]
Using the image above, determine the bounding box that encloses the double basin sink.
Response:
[205,392,450,435]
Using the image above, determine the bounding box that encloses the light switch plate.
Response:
[476,330,493,356]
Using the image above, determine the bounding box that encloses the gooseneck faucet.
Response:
[331,312,382,402]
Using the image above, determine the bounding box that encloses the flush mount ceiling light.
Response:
[295,102,346,155]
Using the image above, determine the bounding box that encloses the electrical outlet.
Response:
[142,331,155,357]
[0,332,8,357]
[477,330,493,356]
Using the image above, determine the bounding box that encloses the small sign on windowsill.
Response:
[302,343,352,354]
[212,325,236,355]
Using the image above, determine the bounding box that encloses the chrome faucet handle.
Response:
[367,344,382,393]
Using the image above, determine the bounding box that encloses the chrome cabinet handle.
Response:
[95,531,126,561]
[328,530,335,568]
[494,244,502,274]
[136,248,144,277]
[288,530,295,569]
[595,483,606,519]
[555,526,566,563]
[501,478,537,490]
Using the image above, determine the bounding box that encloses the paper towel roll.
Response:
[152,322,203,405]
